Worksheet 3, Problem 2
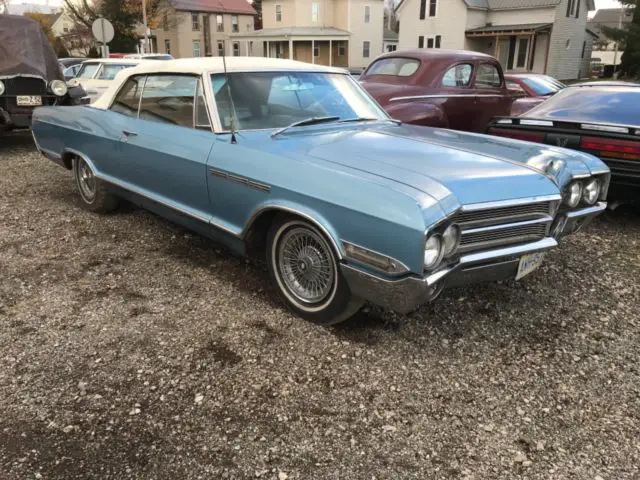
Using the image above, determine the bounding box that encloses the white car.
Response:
[68,58,143,102]
[124,53,174,60]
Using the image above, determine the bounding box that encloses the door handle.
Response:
[122,130,138,137]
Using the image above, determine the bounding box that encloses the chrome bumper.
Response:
[341,202,606,314]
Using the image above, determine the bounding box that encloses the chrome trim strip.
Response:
[581,123,629,134]
[41,146,62,160]
[342,240,410,276]
[209,167,271,192]
[242,205,344,259]
[389,94,503,102]
[566,202,606,219]
[590,168,611,175]
[461,216,552,234]
[461,194,562,212]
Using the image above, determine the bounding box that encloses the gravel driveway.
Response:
[1,132,639,480]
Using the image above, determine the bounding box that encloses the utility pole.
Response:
[141,0,149,54]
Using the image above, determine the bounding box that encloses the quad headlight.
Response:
[0,80,5,96]
[442,224,461,257]
[424,234,444,270]
[50,79,68,97]
[582,178,601,205]
[565,181,583,208]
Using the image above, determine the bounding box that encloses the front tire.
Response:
[72,156,118,213]
[267,216,363,325]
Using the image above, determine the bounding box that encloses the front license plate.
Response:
[515,252,546,281]
[16,95,42,106]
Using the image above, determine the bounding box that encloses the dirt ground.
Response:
[1,132,639,480]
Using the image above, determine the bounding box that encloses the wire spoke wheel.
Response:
[75,158,96,203]
[277,227,335,306]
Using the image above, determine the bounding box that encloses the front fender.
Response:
[385,101,449,128]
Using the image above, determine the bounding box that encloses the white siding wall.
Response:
[487,7,556,25]
[349,0,384,68]
[466,9,487,29]
[397,0,469,50]
[532,32,549,72]
[546,0,590,79]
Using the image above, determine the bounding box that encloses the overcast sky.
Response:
[11,0,624,13]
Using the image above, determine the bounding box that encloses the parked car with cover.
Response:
[31,58,609,324]
[0,15,88,135]
[359,49,544,133]
[68,58,143,102]
[487,82,640,203]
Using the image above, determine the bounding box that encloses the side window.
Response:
[110,76,144,117]
[139,74,199,128]
[194,79,212,130]
[441,63,472,87]
[475,63,502,88]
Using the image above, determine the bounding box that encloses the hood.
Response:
[275,123,561,207]
[0,15,63,83]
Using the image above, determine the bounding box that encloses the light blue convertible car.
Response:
[31,58,610,325]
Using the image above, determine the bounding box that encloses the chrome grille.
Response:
[454,200,556,254]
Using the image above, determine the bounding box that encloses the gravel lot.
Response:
[1,132,639,480]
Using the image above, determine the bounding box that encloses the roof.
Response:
[400,0,594,11]
[466,22,552,34]
[170,0,256,15]
[232,26,350,38]
[91,57,347,110]
[589,7,635,24]
[377,48,495,61]
[384,29,399,41]
[586,27,599,37]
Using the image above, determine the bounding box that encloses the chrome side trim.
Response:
[389,94,503,102]
[209,167,271,192]
[462,216,552,234]
[242,205,344,259]
[461,194,562,212]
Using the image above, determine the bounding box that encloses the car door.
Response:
[112,73,215,220]
[471,62,512,132]
[438,62,475,131]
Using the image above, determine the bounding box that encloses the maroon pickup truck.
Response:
[359,49,543,133]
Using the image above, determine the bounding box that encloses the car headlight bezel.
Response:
[424,234,444,270]
[442,223,461,257]
[565,181,583,208]
[582,178,601,205]
[50,79,68,97]
[0,80,5,96]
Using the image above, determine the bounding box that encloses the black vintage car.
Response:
[0,15,88,135]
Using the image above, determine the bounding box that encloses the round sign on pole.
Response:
[91,17,115,44]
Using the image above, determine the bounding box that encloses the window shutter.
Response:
[575,0,580,17]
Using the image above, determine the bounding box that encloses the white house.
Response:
[395,0,596,80]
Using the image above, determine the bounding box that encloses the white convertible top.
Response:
[90,56,348,109]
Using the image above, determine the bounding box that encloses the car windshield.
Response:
[98,64,136,80]
[521,76,565,96]
[364,57,420,77]
[525,86,640,126]
[77,63,100,79]
[210,71,388,131]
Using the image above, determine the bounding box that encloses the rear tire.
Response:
[266,215,363,325]
[72,156,118,213]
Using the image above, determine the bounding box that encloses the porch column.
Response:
[527,33,535,71]
[329,40,332,66]
[289,38,293,59]
[266,40,270,58]
[312,39,315,64]
[246,40,250,56]
[494,35,500,57]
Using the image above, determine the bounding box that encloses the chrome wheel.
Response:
[276,226,336,306]
[75,158,96,203]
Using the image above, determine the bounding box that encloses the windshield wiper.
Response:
[271,116,340,137]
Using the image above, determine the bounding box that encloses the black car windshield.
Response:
[521,76,565,96]
[210,72,387,131]
[525,86,640,126]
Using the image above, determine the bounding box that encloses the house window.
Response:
[566,0,579,17]
[338,43,345,56]
[499,36,530,70]
[429,0,437,17]
[193,40,201,57]
[165,39,171,54]
[163,12,169,31]
[312,2,319,22]
[387,44,397,52]
[516,37,528,67]
[216,15,224,32]
[276,4,282,22]
[218,41,224,56]
[435,35,441,48]
[363,41,370,58]
[232,15,238,32]
[192,13,200,31]
[313,44,319,57]
[233,42,240,56]
[63,27,69,33]
[419,0,426,19]
[364,5,370,23]
[581,40,586,58]
[427,38,434,48]
[418,36,424,48]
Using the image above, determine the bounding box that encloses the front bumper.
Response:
[341,202,606,314]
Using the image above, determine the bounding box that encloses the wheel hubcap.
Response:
[278,228,335,304]
[77,159,96,201]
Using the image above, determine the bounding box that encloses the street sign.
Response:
[91,17,114,44]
